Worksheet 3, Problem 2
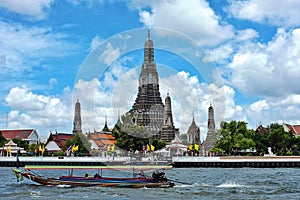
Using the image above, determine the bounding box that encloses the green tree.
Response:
[0,132,7,147]
[65,133,91,155]
[267,123,294,155]
[12,138,29,151]
[215,121,255,155]
[112,114,156,152]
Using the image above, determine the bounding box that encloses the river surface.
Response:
[1,167,300,200]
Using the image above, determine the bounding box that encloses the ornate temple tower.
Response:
[201,103,216,155]
[161,92,177,142]
[187,115,200,144]
[73,99,82,134]
[129,30,164,137]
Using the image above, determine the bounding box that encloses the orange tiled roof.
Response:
[88,132,116,148]
[45,132,73,148]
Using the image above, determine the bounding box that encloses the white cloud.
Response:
[4,85,72,140]
[203,43,233,63]
[89,35,103,52]
[99,42,120,65]
[131,0,234,46]
[226,28,300,97]
[250,100,269,113]
[228,0,300,27]
[236,29,259,41]
[0,0,53,20]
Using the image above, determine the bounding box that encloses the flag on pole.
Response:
[189,145,193,151]
[194,144,199,150]
[107,145,111,151]
[146,144,150,151]
[71,145,75,153]
[150,145,155,151]
[41,145,45,156]
[111,145,115,151]
[73,145,79,152]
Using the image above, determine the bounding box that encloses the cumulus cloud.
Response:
[236,29,259,41]
[0,0,53,20]
[227,0,300,27]
[5,85,72,139]
[89,35,103,52]
[226,28,300,97]
[99,42,121,65]
[130,0,234,46]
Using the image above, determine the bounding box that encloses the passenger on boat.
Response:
[94,173,101,178]
[138,170,145,178]
[85,173,89,178]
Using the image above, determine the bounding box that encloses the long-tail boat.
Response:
[12,165,174,188]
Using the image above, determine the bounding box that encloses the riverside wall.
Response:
[172,156,300,168]
[1,156,300,168]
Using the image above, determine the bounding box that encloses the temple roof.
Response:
[1,129,35,140]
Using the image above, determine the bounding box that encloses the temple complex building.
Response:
[187,115,200,144]
[128,31,177,142]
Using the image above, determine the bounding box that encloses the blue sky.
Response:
[0,0,300,141]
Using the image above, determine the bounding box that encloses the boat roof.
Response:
[24,165,172,171]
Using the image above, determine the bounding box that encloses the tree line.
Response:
[212,121,300,156]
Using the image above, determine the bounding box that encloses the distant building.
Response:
[44,131,73,152]
[87,119,116,150]
[0,129,39,145]
[0,140,27,156]
[73,99,82,134]
[187,115,200,144]
[256,124,269,134]
[201,104,216,155]
[283,123,300,137]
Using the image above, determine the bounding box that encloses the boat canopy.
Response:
[24,165,172,171]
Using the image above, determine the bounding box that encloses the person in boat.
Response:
[138,170,145,178]
[85,173,89,178]
[94,173,101,178]
[152,171,167,182]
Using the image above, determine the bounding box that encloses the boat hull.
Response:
[13,169,174,188]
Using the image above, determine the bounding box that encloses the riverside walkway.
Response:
[1,156,300,168]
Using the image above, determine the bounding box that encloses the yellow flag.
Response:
[194,144,199,150]
[147,144,150,151]
[150,145,155,151]
[111,145,115,151]
[71,145,75,153]
[189,145,193,150]
[39,145,42,152]
[41,145,45,155]
[73,145,79,152]
[107,145,110,151]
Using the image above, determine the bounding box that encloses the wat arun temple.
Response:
[127,31,179,143]
[73,30,216,151]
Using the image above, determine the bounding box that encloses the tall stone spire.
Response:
[208,102,215,132]
[161,92,178,142]
[201,103,216,155]
[163,92,173,127]
[129,30,164,137]
[73,99,82,134]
